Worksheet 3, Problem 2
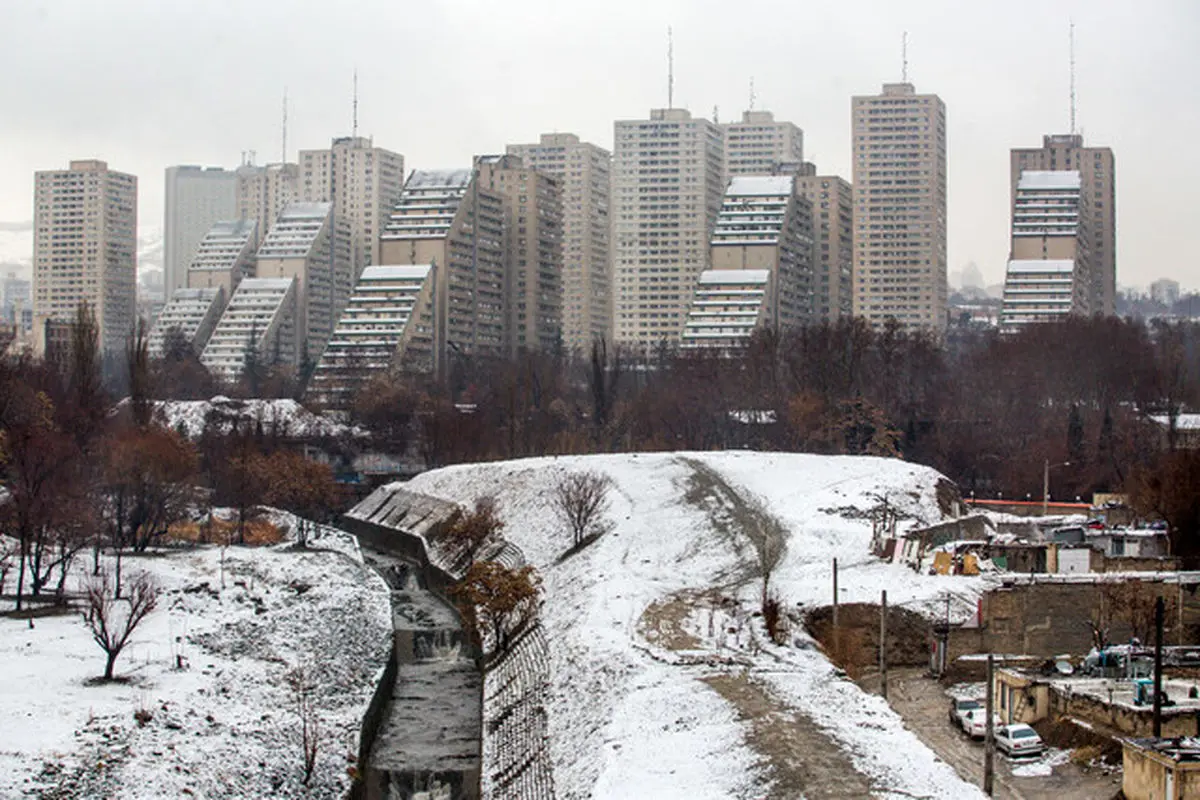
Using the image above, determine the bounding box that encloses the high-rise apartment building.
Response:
[235,162,298,246]
[788,165,854,321]
[476,154,564,355]
[506,133,612,352]
[164,166,237,296]
[299,137,405,276]
[1000,171,1091,330]
[612,108,725,346]
[851,83,947,331]
[682,176,815,348]
[33,159,137,355]
[722,110,803,179]
[1010,134,1115,314]
[185,218,258,296]
[379,169,506,373]
[253,202,352,363]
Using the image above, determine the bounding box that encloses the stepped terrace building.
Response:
[379,169,505,374]
[680,270,771,349]
[147,286,226,357]
[1000,171,1091,331]
[306,264,436,409]
[200,277,297,380]
[254,202,351,362]
[682,175,814,349]
[185,218,257,295]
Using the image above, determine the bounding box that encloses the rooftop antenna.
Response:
[352,68,359,140]
[281,88,288,164]
[667,26,674,109]
[1069,20,1077,135]
[749,76,756,111]
[902,31,909,83]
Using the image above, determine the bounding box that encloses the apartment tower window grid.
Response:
[851,83,947,331]
[612,108,725,346]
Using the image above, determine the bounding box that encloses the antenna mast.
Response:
[1069,20,1077,135]
[667,26,674,109]
[902,31,909,83]
[281,89,288,164]
[749,77,756,111]
[352,69,359,139]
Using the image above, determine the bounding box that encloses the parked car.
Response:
[949,698,983,733]
[960,708,992,739]
[995,723,1045,757]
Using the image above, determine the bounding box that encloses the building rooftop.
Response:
[1018,171,1082,190]
[727,176,795,197]
[1006,259,1077,274]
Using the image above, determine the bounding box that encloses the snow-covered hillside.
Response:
[0,221,32,274]
[408,452,987,799]
[0,531,390,798]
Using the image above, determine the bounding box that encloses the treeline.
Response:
[0,307,342,611]
[345,317,1198,501]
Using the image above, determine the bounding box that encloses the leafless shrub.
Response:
[82,569,158,681]
[286,665,321,785]
[554,471,614,548]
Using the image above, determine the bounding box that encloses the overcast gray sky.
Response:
[2,0,1197,290]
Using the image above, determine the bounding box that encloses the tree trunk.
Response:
[104,649,118,681]
[114,548,123,599]
[15,535,28,612]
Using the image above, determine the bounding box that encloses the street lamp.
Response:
[1043,459,1072,515]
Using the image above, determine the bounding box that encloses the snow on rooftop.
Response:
[1006,259,1076,274]
[1149,413,1200,430]
[406,169,472,190]
[279,201,333,219]
[1018,170,1082,190]
[361,264,434,280]
[698,269,770,285]
[726,176,795,197]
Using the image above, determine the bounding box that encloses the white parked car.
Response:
[949,698,984,737]
[995,723,1046,757]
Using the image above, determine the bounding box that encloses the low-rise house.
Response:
[1123,738,1200,800]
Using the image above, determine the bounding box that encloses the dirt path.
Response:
[676,457,786,592]
[885,669,1123,800]
[704,673,878,799]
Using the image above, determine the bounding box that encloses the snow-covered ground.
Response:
[407,451,988,799]
[140,396,361,440]
[0,530,390,798]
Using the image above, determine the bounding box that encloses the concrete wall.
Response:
[945,579,1199,659]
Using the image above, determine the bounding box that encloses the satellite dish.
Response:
[1056,660,1075,676]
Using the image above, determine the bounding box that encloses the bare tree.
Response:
[286,665,321,786]
[553,470,614,548]
[83,569,158,681]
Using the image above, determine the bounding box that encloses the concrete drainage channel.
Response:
[354,548,482,800]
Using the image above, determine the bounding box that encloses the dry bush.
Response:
[286,665,321,786]
[553,470,614,548]
[444,497,504,553]
[761,591,786,645]
[450,561,541,656]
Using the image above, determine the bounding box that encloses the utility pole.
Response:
[1154,595,1165,737]
[880,589,888,700]
[832,558,839,657]
[984,653,995,796]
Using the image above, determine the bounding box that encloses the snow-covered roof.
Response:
[698,269,770,285]
[200,278,297,378]
[1149,413,1200,431]
[147,286,227,356]
[1018,170,1082,190]
[726,176,795,197]
[1006,259,1076,274]
[360,264,435,281]
[307,264,436,408]
[256,203,330,260]
[150,396,361,439]
[188,218,257,274]
[405,169,472,190]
